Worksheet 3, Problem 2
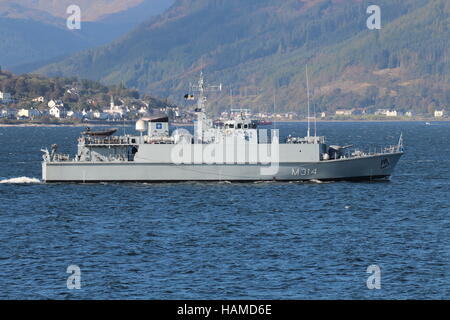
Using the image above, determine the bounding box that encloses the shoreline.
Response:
[0,123,113,127]
[0,119,448,127]
[274,119,449,123]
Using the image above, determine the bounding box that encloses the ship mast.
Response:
[190,72,222,143]
[306,65,311,138]
[197,71,206,112]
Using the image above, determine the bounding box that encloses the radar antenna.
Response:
[189,72,222,143]
[189,72,222,112]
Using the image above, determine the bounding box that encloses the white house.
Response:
[375,109,400,117]
[17,108,41,119]
[0,91,13,104]
[386,110,399,117]
[138,106,148,115]
[93,111,109,120]
[1,109,15,118]
[67,110,83,119]
[32,96,45,103]
[434,110,446,118]
[335,109,354,116]
[66,87,79,95]
[405,111,413,117]
[16,109,29,118]
[104,96,125,119]
[48,99,64,109]
[49,105,67,119]
[375,109,388,116]
[81,109,93,119]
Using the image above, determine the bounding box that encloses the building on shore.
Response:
[48,99,64,109]
[1,108,16,119]
[0,91,13,104]
[103,96,126,119]
[93,111,109,120]
[17,108,41,119]
[335,109,354,116]
[82,109,94,119]
[375,109,401,117]
[138,106,149,116]
[67,111,83,120]
[49,105,67,119]
[434,109,446,118]
[32,96,45,103]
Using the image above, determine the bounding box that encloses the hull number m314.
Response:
[292,168,318,176]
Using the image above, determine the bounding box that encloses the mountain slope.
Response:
[0,0,174,72]
[37,0,450,114]
[0,0,145,21]
[0,17,91,68]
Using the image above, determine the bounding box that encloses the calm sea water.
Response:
[0,122,448,299]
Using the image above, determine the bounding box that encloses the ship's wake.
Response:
[0,177,41,184]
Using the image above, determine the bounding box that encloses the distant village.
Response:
[0,89,447,123]
[327,107,447,120]
[0,89,182,123]
[219,107,448,121]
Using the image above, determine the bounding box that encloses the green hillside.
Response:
[37,0,450,115]
[0,69,169,112]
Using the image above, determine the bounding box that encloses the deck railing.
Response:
[80,136,134,145]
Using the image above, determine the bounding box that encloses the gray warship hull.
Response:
[41,74,404,183]
[42,152,402,182]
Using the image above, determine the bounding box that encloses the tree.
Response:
[427,102,436,115]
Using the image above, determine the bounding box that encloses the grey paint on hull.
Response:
[42,153,403,182]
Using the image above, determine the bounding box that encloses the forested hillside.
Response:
[38,0,450,115]
[0,69,169,111]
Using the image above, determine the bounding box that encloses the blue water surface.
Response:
[0,121,448,299]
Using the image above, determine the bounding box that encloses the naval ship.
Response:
[41,73,403,182]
